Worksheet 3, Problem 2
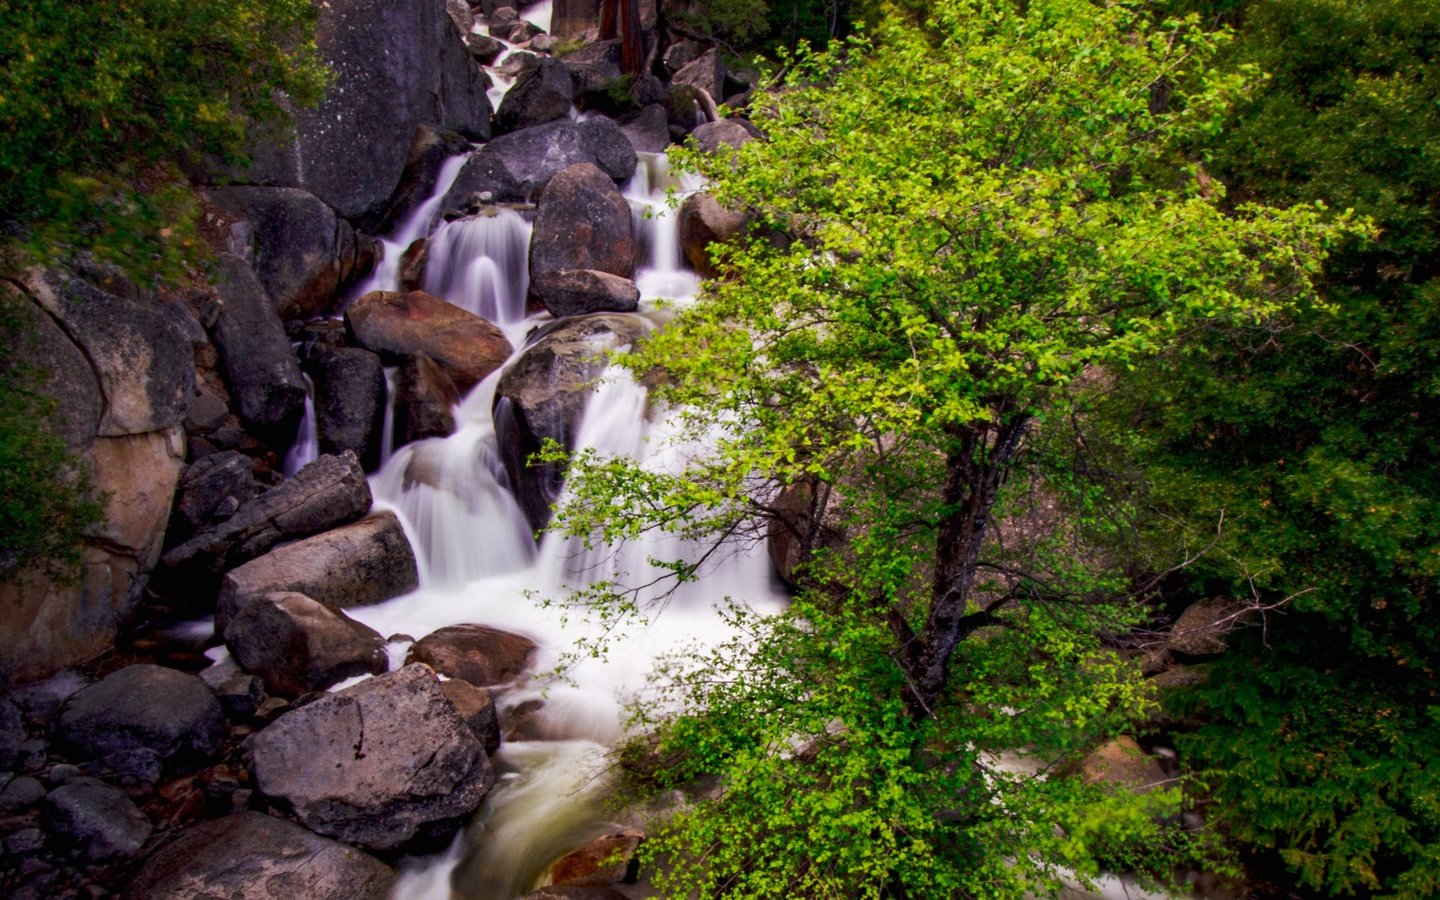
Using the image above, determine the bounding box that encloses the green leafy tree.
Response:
[548,0,1356,894]
[1110,0,1440,894]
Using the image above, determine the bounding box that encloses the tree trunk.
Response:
[599,0,644,74]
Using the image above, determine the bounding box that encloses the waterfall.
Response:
[354,153,472,300]
[282,373,318,476]
[421,208,533,325]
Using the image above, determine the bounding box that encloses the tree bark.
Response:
[599,0,644,74]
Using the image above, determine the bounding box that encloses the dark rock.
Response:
[225,591,389,696]
[533,269,640,318]
[530,163,636,283]
[496,57,575,134]
[665,84,701,133]
[346,290,513,392]
[562,40,624,112]
[618,103,671,153]
[662,41,696,75]
[216,511,418,633]
[628,74,669,108]
[366,125,472,251]
[208,253,308,429]
[1169,598,1251,657]
[547,829,644,886]
[172,451,256,538]
[439,680,501,754]
[393,354,461,449]
[249,664,494,851]
[161,451,372,580]
[55,665,225,768]
[0,775,46,812]
[212,674,267,721]
[312,348,387,470]
[767,477,848,591]
[400,238,430,291]
[43,763,83,786]
[679,191,750,278]
[467,32,507,65]
[673,48,725,100]
[2,284,100,450]
[442,118,637,206]
[5,828,45,856]
[689,118,756,155]
[15,737,47,772]
[41,782,153,861]
[81,748,165,785]
[127,811,395,899]
[0,699,24,769]
[445,0,474,34]
[494,314,650,530]
[406,624,538,687]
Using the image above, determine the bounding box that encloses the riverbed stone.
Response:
[312,347,387,470]
[127,811,396,899]
[393,353,460,449]
[439,680,501,754]
[533,269,641,318]
[689,118,756,156]
[406,624,539,687]
[225,592,389,696]
[171,450,257,539]
[41,781,153,861]
[495,57,575,135]
[673,48,726,100]
[346,289,513,392]
[216,511,418,634]
[679,191,750,278]
[530,164,636,281]
[249,664,494,851]
[442,118,637,207]
[547,828,644,887]
[54,665,225,768]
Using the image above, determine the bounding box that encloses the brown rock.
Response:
[529,163,636,282]
[547,829,644,887]
[406,624,538,687]
[440,680,501,754]
[1078,737,1172,794]
[224,592,389,696]
[346,289,513,392]
[392,353,460,449]
[532,269,641,318]
[1169,598,1249,657]
[679,192,749,278]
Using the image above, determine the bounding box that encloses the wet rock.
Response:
[208,253,308,430]
[679,191,750,278]
[400,238,430,292]
[0,775,46,812]
[127,811,395,899]
[161,451,372,581]
[406,624,538,687]
[563,40,624,112]
[171,451,256,539]
[442,118,637,206]
[439,680,501,754]
[532,269,640,318]
[42,782,153,861]
[312,348,387,470]
[530,163,636,282]
[392,353,460,449]
[496,57,575,134]
[494,313,650,530]
[216,511,419,634]
[467,32,506,65]
[689,118,756,155]
[212,674,267,721]
[618,103,672,153]
[346,290,513,393]
[673,48,726,100]
[225,592,389,696]
[372,125,474,235]
[55,665,225,769]
[445,0,474,33]
[249,664,494,851]
[547,828,644,886]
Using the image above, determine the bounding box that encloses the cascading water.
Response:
[282,372,319,477]
[421,209,533,325]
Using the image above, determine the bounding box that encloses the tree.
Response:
[548,0,1357,894]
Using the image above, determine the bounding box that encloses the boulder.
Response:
[370,125,473,236]
[673,48,726,100]
[440,680,501,754]
[41,782,152,861]
[216,511,419,633]
[3,282,100,449]
[679,191,750,278]
[161,451,372,580]
[208,253,307,430]
[529,163,636,283]
[495,57,576,135]
[467,32,507,65]
[55,665,225,767]
[618,103,672,153]
[88,427,187,566]
[766,477,849,591]
[346,290,513,392]
[127,811,395,899]
[208,187,370,320]
[689,118,756,155]
[249,664,494,851]
[0,700,24,770]
[400,238,430,291]
[551,0,602,38]
[171,450,257,539]
[312,347,387,470]
[406,624,538,687]
[393,353,461,449]
[1169,598,1249,657]
[563,40,624,112]
[1078,737,1173,794]
[224,591,389,696]
[547,828,644,887]
[533,269,641,318]
[445,0,474,34]
[494,314,650,530]
[442,118,637,206]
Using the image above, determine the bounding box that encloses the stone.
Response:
[207,187,368,320]
[1169,598,1249,657]
[0,698,25,769]
[161,451,372,581]
[679,191,750,278]
[1078,737,1174,795]
[393,353,461,449]
[41,782,153,861]
[442,118,637,206]
[225,591,389,696]
[533,269,641,318]
[689,118,756,155]
[524,886,629,900]
[547,828,644,886]
[551,0,601,38]
[88,427,187,560]
[496,58,575,134]
[171,451,256,539]
[312,348,387,470]
[673,48,726,100]
[4,828,45,857]
[445,0,474,33]
[530,163,636,283]
[406,624,538,687]
[400,238,430,291]
[208,253,308,430]
[0,776,46,812]
[81,748,165,785]
[494,314,650,531]
[618,103,672,153]
[439,680,501,754]
[54,665,226,768]
[249,665,494,851]
[346,289,513,392]
[216,511,418,633]
[212,674,267,721]
[127,811,395,899]
[369,126,474,233]
[467,32,507,65]
[2,283,100,450]
[563,40,624,112]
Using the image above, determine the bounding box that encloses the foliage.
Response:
[549,0,1356,894]
[1108,1,1440,893]
[0,0,326,283]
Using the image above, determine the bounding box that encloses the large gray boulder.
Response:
[312,347,387,470]
[529,163,636,282]
[208,253,307,431]
[673,48,726,100]
[494,314,650,531]
[495,57,575,135]
[224,591,388,696]
[54,665,225,768]
[41,782,152,861]
[161,451,372,580]
[346,289,513,393]
[689,118,757,156]
[250,664,495,851]
[216,511,418,633]
[442,118,637,206]
[127,811,395,899]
